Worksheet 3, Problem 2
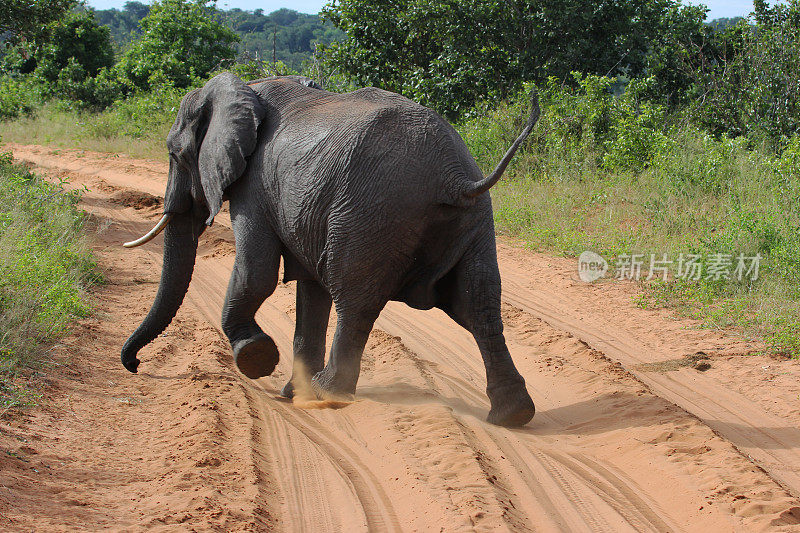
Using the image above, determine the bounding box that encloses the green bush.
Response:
[684,1,800,146]
[459,74,670,182]
[30,11,115,82]
[458,76,800,356]
[651,129,744,195]
[84,84,186,139]
[0,0,76,44]
[115,0,239,92]
[322,0,704,120]
[53,61,126,110]
[0,151,98,409]
[0,75,44,120]
[1,10,121,111]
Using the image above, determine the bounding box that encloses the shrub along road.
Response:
[1,143,800,531]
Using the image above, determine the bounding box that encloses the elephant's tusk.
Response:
[123,214,173,248]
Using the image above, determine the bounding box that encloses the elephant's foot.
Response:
[281,361,323,399]
[280,380,295,399]
[311,368,356,402]
[233,334,279,379]
[487,381,535,427]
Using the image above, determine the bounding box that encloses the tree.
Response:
[322,0,704,118]
[643,3,712,107]
[124,0,149,20]
[92,7,344,72]
[0,10,117,108]
[695,0,800,142]
[2,10,114,79]
[115,0,239,91]
[0,0,76,43]
[93,1,150,49]
[33,11,115,81]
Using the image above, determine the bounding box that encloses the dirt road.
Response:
[2,144,800,531]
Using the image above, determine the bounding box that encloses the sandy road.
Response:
[2,143,800,531]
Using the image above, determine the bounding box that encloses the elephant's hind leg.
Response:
[222,216,281,379]
[280,280,332,398]
[444,245,535,427]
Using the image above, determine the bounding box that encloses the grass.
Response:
[0,152,99,411]
[0,89,183,161]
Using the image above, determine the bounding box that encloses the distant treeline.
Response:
[93,3,344,70]
[89,3,745,82]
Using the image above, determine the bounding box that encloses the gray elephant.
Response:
[122,72,539,427]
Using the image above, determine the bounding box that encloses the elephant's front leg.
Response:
[280,280,332,399]
[222,217,281,379]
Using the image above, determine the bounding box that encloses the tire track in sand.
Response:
[165,239,405,532]
[376,304,678,532]
[499,263,800,498]
[10,143,800,531]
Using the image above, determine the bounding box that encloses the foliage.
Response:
[0,75,44,120]
[93,1,151,50]
[54,63,126,110]
[460,74,668,180]
[92,6,343,71]
[665,0,800,145]
[642,3,714,107]
[321,0,702,119]
[459,82,800,356]
[1,11,118,110]
[115,0,239,91]
[0,0,76,43]
[221,8,345,71]
[30,11,114,81]
[0,151,97,409]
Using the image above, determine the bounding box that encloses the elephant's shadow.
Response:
[352,383,715,437]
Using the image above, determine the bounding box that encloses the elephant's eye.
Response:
[169,153,187,168]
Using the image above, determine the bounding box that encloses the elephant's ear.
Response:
[197,72,266,225]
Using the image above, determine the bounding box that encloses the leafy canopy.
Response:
[93,1,152,50]
[115,0,239,91]
[0,0,77,43]
[322,0,706,119]
[0,10,117,111]
[702,0,800,143]
[2,10,114,78]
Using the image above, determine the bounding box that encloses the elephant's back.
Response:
[255,83,492,294]
[298,88,482,204]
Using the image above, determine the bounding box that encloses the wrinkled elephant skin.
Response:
[121,73,539,427]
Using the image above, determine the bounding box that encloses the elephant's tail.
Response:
[463,90,540,199]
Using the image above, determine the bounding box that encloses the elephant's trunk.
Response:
[121,213,202,372]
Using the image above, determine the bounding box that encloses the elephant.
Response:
[121,72,540,427]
